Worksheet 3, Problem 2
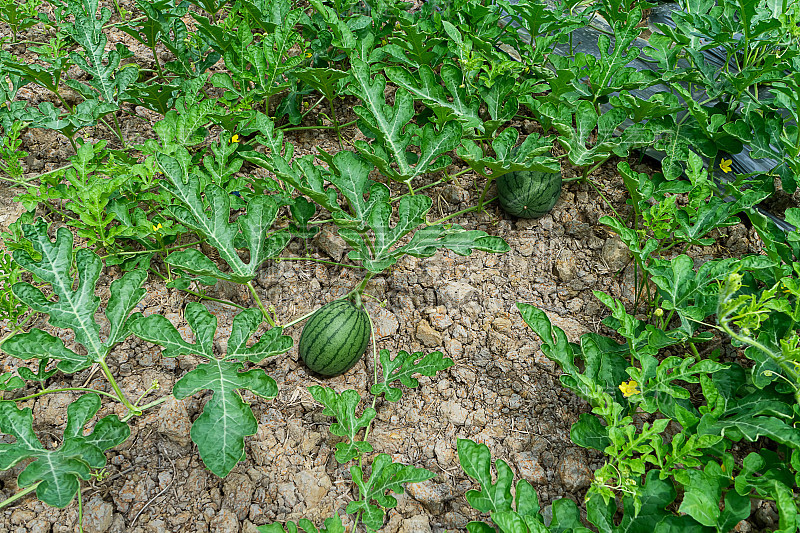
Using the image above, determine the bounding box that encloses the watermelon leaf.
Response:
[371,349,454,401]
[457,438,514,513]
[347,453,435,530]
[347,57,462,190]
[211,8,304,107]
[256,513,346,533]
[0,373,24,391]
[0,394,129,508]
[568,7,659,102]
[308,386,375,464]
[293,67,350,107]
[61,0,137,106]
[385,62,483,131]
[158,152,290,284]
[648,255,738,339]
[239,116,508,274]
[152,78,216,152]
[239,114,349,222]
[554,100,656,167]
[0,220,147,373]
[128,304,291,477]
[457,127,559,179]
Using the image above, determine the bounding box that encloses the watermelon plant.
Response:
[260,349,454,532]
[1,0,800,530]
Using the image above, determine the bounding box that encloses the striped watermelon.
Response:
[298,297,370,377]
[497,170,562,218]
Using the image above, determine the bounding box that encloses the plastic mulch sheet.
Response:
[500,0,796,232]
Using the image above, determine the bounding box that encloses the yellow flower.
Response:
[619,380,640,397]
[719,158,732,173]
[305,51,312,58]
[231,134,240,143]
[152,223,162,232]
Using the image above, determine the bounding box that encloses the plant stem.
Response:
[0,314,34,345]
[77,483,84,533]
[150,46,166,80]
[280,119,358,132]
[98,358,141,417]
[281,306,322,329]
[361,309,380,446]
[101,239,206,259]
[718,316,800,404]
[133,382,159,407]
[476,176,494,211]
[26,164,73,182]
[688,341,700,358]
[122,395,171,422]
[327,96,344,150]
[275,256,361,269]
[427,197,497,226]
[110,114,127,148]
[11,387,121,403]
[246,281,276,327]
[585,177,625,222]
[295,95,326,122]
[354,272,375,298]
[0,483,40,510]
[105,15,145,29]
[181,288,248,310]
[389,167,473,205]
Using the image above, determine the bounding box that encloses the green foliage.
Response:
[242,116,509,277]
[0,394,129,508]
[552,100,656,168]
[371,349,453,401]
[258,513,346,533]
[458,438,589,533]
[457,127,559,180]
[0,120,28,181]
[15,141,140,251]
[209,7,305,110]
[3,0,800,529]
[0,0,43,40]
[129,304,292,477]
[60,0,137,107]
[348,453,434,531]
[308,386,376,463]
[347,58,462,191]
[0,250,27,325]
[158,152,290,284]
[516,299,800,523]
[1,219,147,373]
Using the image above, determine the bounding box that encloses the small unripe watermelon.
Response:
[497,170,562,218]
[298,298,370,377]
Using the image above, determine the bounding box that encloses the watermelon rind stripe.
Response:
[299,299,371,376]
[497,169,562,219]
[303,302,352,367]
